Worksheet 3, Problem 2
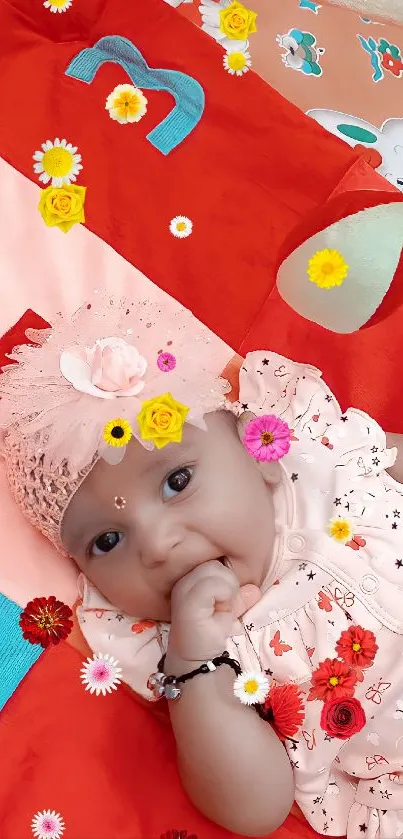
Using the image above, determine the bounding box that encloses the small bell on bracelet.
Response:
[164,680,182,701]
[147,671,166,700]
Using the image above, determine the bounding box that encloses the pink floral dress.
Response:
[78,352,403,839]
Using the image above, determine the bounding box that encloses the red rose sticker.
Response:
[320,696,366,740]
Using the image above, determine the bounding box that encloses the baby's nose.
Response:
[137,518,182,568]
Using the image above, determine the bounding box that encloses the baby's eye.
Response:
[162,467,193,499]
[90,531,124,557]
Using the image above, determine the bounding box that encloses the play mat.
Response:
[0,0,403,836]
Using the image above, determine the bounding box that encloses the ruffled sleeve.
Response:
[238,351,397,477]
[76,575,169,700]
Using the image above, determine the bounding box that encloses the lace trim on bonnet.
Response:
[0,292,230,552]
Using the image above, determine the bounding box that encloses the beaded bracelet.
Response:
[147,650,242,701]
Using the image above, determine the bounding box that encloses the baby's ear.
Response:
[236,412,281,485]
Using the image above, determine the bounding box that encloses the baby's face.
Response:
[62,411,278,621]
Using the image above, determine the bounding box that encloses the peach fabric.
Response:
[179,0,403,183]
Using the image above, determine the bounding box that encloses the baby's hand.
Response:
[168,560,240,664]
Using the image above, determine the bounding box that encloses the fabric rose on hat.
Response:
[60,336,148,399]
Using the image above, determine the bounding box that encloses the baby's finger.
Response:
[179,575,239,620]
[172,559,237,602]
[233,583,261,619]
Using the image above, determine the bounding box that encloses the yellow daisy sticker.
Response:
[307,249,349,290]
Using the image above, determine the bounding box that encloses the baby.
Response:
[2,293,403,839]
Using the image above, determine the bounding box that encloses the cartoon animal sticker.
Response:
[357,35,403,82]
[307,110,403,191]
[299,0,321,13]
[277,29,324,77]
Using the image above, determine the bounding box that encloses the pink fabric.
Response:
[0,159,233,607]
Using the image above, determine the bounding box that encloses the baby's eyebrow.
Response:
[140,441,196,475]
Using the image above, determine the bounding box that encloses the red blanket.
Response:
[2,0,400,835]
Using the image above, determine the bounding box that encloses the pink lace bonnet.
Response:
[0,292,230,553]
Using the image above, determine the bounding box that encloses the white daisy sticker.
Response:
[105,84,148,125]
[33,138,82,187]
[223,48,252,76]
[169,216,193,239]
[31,810,65,839]
[80,652,122,696]
[234,671,270,705]
[43,0,72,12]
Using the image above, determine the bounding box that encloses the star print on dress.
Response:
[291,473,299,482]
[307,571,316,580]
[396,559,403,569]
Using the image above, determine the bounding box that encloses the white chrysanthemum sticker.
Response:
[33,138,82,187]
[223,48,251,76]
[169,216,193,239]
[31,809,65,839]
[234,671,270,705]
[43,0,72,12]
[80,652,123,696]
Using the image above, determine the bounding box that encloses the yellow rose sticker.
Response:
[38,184,86,233]
[137,393,189,449]
[219,1,257,41]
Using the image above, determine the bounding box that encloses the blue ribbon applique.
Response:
[0,592,43,712]
[65,35,205,155]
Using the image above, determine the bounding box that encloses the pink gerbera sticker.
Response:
[31,810,65,839]
[80,652,122,696]
[157,351,176,372]
[243,415,291,462]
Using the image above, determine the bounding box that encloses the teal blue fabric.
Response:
[0,593,42,711]
[65,35,205,155]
